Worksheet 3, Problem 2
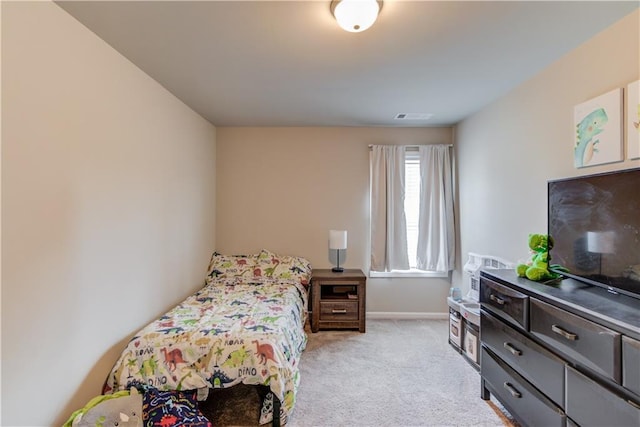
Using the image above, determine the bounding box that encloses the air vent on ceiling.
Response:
[395,113,433,120]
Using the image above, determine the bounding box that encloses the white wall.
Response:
[216,127,454,315]
[455,10,640,293]
[2,2,217,425]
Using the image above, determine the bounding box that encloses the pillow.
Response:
[205,251,257,281]
[254,249,312,286]
[142,388,211,427]
[63,388,142,427]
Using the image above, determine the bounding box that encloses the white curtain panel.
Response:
[416,145,456,272]
[370,145,410,272]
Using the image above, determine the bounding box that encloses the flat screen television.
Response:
[548,167,640,300]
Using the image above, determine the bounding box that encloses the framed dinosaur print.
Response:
[573,87,623,168]
[627,80,640,160]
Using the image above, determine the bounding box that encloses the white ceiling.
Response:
[56,1,638,127]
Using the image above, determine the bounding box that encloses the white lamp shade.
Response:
[332,0,380,33]
[329,230,348,250]
[587,231,615,254]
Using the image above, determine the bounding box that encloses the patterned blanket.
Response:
[104,276,308,423]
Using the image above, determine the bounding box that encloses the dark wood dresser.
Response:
[479,269,640,427]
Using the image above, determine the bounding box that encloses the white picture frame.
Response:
[573,88,623,168]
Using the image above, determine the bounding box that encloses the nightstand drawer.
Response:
[320,301,358,321]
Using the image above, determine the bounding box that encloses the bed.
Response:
[103,249,311,425]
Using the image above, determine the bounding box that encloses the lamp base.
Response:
[332,267,344,273]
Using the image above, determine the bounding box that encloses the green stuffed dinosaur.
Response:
[516,234,568,282]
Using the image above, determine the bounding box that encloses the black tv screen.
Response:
[548,167,640,299]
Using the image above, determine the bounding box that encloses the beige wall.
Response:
[1,2,216,425]
[455,10,640,293]
[216,127,454,314]
[3,2,638,425]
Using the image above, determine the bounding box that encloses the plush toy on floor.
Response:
[63,388,142,427]
[516,234,568,282]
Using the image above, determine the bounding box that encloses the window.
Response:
[369,145,455,278]
[404,151,421,270]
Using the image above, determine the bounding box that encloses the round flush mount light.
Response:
[330,0,383,33]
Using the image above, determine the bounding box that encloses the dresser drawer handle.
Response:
[551,324,578,341]
[503,342,522,356]
[331,309,347,314]
[628,399,640,410]
[503,382,522,398]
[490,294,506,305]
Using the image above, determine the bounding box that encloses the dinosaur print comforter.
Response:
[104,276,308,424]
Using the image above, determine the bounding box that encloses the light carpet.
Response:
[200,319,514,426]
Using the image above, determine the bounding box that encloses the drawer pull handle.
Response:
[551,324,578,341]
[628,399,640,410]
[331,309,347,314]
[503,342,522,356]
[490,294,506,305]
[503,382,522,398]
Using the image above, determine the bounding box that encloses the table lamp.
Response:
[329,230,347,272]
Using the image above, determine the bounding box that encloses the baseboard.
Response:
[366,311,448,320]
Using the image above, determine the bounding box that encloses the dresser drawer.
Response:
[623,336,640,397]
[480,277,529,330]
[481,346,566,427]
[530,298,621,382]
[566,366,640,427]
[481,310,565,407]
[319,301,358,321]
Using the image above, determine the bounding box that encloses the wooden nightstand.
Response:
[310,269,366,333]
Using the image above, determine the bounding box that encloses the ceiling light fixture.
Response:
[330,0,382,33]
